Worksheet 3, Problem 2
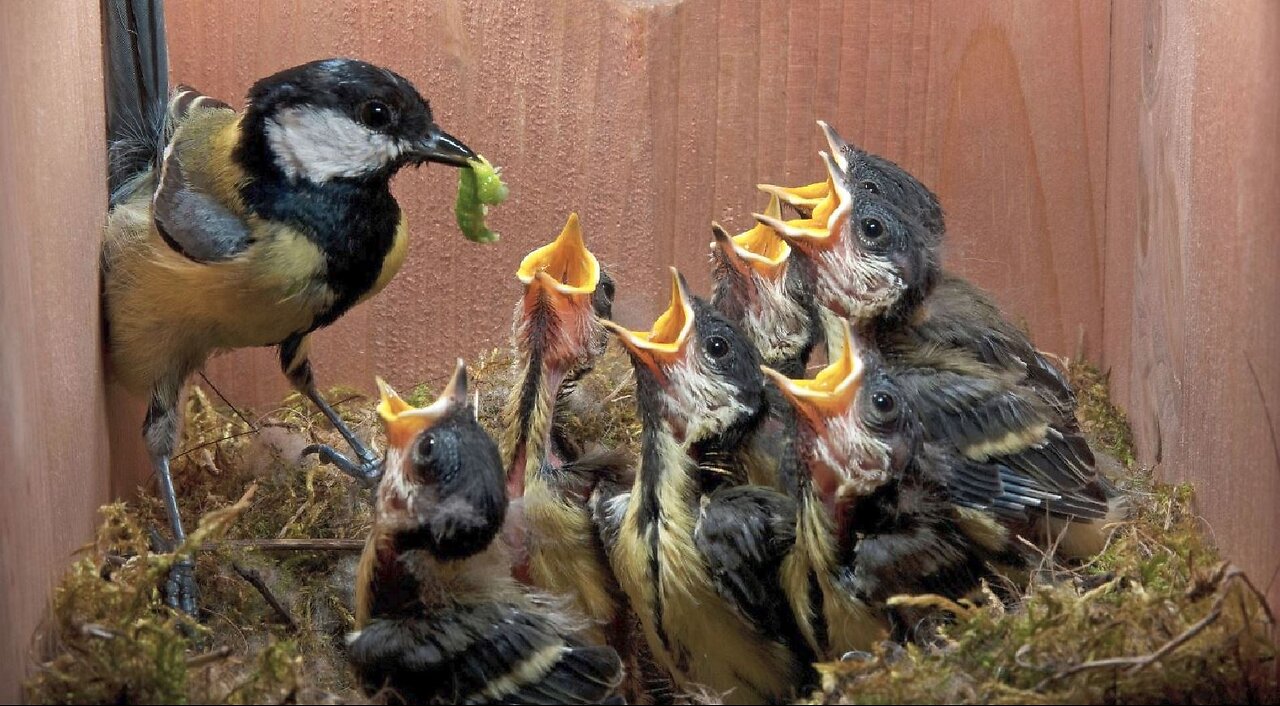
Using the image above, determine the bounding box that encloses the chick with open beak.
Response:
[763,323,1030,643]
[592,269,814,704]
[498,213,624,637]
[764,121,1083,426]
[710,194,824,378]
[759,122,1124,557]
[348,361,625,704]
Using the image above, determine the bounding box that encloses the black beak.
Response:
[414,126,477,167]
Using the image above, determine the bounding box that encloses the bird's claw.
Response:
[302,443,383,488]
[164,557,199,615]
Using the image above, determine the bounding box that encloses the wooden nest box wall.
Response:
[0,0,1276,699]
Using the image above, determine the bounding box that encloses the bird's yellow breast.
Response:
[612,441,796,705]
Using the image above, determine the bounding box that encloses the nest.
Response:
[25,354,1277,704]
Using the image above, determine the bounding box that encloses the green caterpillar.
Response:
[455,155,508,243]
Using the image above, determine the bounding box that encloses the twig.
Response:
[198,371,259,432]
[175,428,261,460]
[231,562,297,630]
[79,623,118,640]
[1035,567,1252,689]
[210,538,364,552]
[186,645,233,668]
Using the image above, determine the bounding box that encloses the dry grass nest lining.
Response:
[26,350,1278,704]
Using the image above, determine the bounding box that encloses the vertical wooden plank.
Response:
[1110,0,1280,610]
[1103,0,1141,420]
[930,0,1110,361]
[0,2,111,698]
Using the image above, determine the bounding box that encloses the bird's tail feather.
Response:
[104,0,170,206]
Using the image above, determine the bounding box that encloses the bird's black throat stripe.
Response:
[235,128,402,333]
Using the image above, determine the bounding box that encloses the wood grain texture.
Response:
[0,0,1275,697]
[0,1,112,699]
[158,0,1111,413]
[1105,0,1280,610]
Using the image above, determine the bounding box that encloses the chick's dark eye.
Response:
[861,218,885,240]
[705,335,730,360]
[872,391,896,415]
[860,180,881,194]
[416,433,436,462]
[359,100,393,129]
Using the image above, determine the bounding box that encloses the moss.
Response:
[27,352,1276,704]
[811,370,1276,704]
[1069,361,1137,469]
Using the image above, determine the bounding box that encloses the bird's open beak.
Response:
[376,359,469,449]
[761,320,864,508]
[602,267,694,380]
[515,212,603,371]
[412,125,477,167]
[753,150,851,251]
[757,179,829,216]
[761,319,863,425]
[518,212,600,296]
[711,194,791,283]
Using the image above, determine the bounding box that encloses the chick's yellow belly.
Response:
[612,517,794,705]
[104,216,333,393]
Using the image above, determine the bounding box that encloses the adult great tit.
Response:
[102,1,479,613]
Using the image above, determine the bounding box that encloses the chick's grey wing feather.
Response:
[151,135,252,263]
[695,485,797,636]
[348,602,623,704]
[895,368,1107,520]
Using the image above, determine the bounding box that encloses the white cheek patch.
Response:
[660,348,751,445]
[820,410,891,496]
[266,106,407,182]
[815,237,906,320]
[377,446,423,530]
[742,270,811,363]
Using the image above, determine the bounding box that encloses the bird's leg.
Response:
[281,335,382,486]
[144,376,198,614]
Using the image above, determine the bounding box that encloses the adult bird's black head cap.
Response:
[375,360,506,562]
[239,58,476,184]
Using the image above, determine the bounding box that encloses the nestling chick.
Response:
[103,5,478,612]
[594,270,815,705]
[498,213,624,634]
[764,322,1031,643]
[759,121,1077,420]
[348,361,625,704]
[710,195,822,378]
[756,130,1124,557]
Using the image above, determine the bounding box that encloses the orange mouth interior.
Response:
[752,152,851,247]
[757,178,829,210]
[763,321,862,414]
[606,269,692,355]
[516,212,600,294]
[730,194,790,272]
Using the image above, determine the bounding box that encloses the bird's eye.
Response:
[359,100,393,130]
[860,218,885,242]
[414,433,437,464]
[705,335,730,360]
[871,391,897,417]
[860,180,881,194]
